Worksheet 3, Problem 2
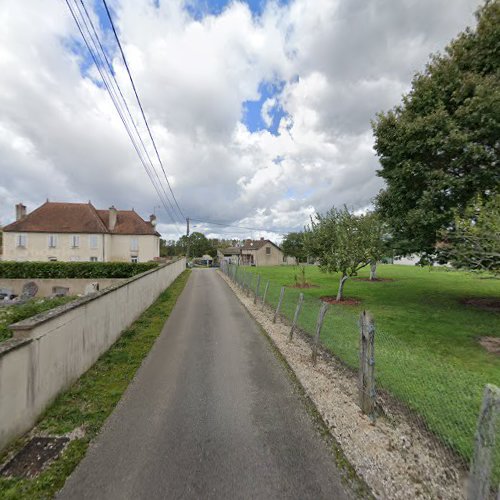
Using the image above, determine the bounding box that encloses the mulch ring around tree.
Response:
[479,337,500,356]
[460,297,500,313]
[352,278,395,282]
[320,296,361,306]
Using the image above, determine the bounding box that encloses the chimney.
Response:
[260,237,264,241]
[108,206,117,230]
[149,214,157,226]
[15,203,27,221]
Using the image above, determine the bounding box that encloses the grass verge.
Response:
[235,264,500,472]
[0,270,190,499]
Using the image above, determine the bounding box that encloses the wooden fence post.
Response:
[254,275,261,305]
[468,384,500,500]
[289,293,304,341]
[247,273,253,296]
[358,311,376,418]
[261,280,270,311]
[311,302,328,365]
[273,286,285,323]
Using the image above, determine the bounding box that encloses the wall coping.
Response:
[8,259,182,332]
[0,337,33,357]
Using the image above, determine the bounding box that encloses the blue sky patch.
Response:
[184,0,291,20]
[242,80,288,136]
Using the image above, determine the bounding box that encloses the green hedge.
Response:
[0,261,159,279]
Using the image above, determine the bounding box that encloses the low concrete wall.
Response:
[0,258,185,452]
[0,278,124,297]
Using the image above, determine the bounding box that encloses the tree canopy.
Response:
[372,0,500,258]
[306,207,385,300]
[281,232,307,262]
[439,194,500,274]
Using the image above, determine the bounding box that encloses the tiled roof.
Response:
[96,210,159,235]
[220,247,241,255]
[221,240,281,253]
[241,239,282,251]
[3,202,159,236]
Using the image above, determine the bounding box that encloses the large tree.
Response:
[306,207,385,300]
[281,232,307,263]
[439,194,500,274]
[372,0,500,258]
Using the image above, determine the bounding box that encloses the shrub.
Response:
[0,261,159,279]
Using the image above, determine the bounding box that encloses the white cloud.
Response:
[0,0,482,242]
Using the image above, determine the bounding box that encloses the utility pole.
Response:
[186,217,190,262]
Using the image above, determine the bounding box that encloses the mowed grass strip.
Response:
[0,270,191,500]
[242,264,500,467]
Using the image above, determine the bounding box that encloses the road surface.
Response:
[59,269,352,499]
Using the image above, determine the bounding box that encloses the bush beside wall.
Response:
[0,261,159,279]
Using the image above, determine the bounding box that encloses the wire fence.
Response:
[222,262,500,498]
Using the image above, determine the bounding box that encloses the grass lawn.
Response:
[238,264,500,471]
[0,270,190,499]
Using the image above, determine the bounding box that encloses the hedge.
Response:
[0,261,159,279]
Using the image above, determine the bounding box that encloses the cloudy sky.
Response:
[0,0,482,241]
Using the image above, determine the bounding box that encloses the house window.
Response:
[131,256,138,263]
[48,234,57,248]
[130,238,139,251]
[266,246,271,255]
[69,256,80,262]
[90,256,98,262]
[16,234,27,248]
[48,256,57,262]
[70,235,80,248]
[89,235,98,249]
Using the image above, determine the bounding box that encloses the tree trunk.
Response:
[370,261,377,281]
[336,274,348,301]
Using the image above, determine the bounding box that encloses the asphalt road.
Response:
[59,269,351,500]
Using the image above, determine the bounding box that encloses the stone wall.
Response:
[0,258,186,452]
[0,278,123,297]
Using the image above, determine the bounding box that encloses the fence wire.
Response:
[221,263,500,490]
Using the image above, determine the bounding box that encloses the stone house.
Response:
[2,201,160,263]
[217,238,290,266]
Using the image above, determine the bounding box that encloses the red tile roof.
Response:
[222,239,281,253]
[3,202,159,236]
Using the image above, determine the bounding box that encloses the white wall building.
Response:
[2,202,160,263]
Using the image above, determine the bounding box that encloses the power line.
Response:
[76,0,181,228]
[101,0,185,221]
[64,0,182,235]
[189,217,276,233]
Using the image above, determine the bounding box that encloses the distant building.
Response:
[218,238,293,266]
[2,201,160,263]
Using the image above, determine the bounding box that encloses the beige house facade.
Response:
[218,238,291,266]
[2,202,160,263]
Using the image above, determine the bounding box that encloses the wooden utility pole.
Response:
[186,217,190,261]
